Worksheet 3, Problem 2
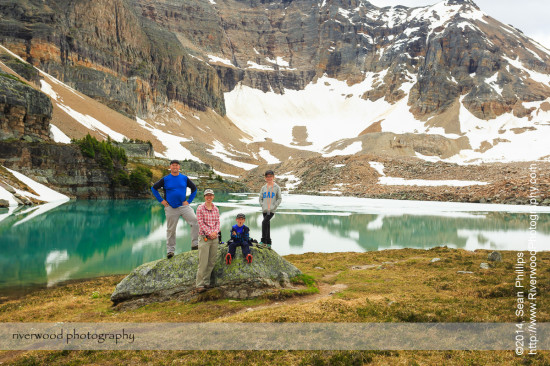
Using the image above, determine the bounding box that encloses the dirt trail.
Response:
[220,257,428,319]
[216,272,348,320]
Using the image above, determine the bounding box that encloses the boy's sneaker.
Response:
[167,252,174,259]
[225,253,232,265]
[266,244,272,250]
[257,242,267,249]
[246,254,253,264]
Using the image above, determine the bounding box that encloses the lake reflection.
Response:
[1,194,549,293]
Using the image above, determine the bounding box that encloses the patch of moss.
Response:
[0,53,39,82]
[269,274,320,299]
[0,70,30,86]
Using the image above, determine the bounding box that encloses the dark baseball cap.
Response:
[170,159,180,165]
[236,213,246,219]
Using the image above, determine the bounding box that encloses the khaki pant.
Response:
[165,205,199,254]
[196,235,218,287]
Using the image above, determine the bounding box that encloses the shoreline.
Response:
[0,246,550,306]
[1,247,547,303]
[243,157,550,206]
[2,155,549,209]
[3,188,550,209]
[2,246,549,303]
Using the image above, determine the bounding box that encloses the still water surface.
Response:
[1,193,549,294]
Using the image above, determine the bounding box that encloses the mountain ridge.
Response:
[0,0,549,174]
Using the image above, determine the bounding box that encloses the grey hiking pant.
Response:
[165,205,199,254]
[196,235,218,287]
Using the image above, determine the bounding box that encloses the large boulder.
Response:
[111,246,302,305]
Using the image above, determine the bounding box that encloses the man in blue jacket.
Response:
[151,159,199,258]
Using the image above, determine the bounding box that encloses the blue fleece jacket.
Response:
[151,173,197,208]
[231,224,250,244]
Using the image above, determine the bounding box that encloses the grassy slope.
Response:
[1,247,549,365]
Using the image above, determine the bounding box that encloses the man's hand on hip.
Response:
[161,200,170,208]
[182,201,189,206]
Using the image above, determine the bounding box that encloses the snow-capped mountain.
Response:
[221,0,550,164]
[0,0,549,173]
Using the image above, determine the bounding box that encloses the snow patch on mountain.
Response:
[135,117,201,162]
[0,166,70,207]
[323,141,363,157]
[247,61,275,71]
[49,124,71,143]
[208,55,234,67]
[40,71,84,100]
[56,103,126,142]
[368,162,488,186]
[485,72,502,95]
[440,97,550,164]
[227,74,443,151]
[39,80,58,101]
[38,76,127,142]
[208,140,258,170]
[278,172,301,192]
[258,148,280,164]
[503,56,550,85]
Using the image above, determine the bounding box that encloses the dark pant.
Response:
[228,241,251,258]
[261,212,275,244]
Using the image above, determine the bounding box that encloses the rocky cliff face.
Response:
[0,141,139,199]
[0,0,225,118]
[2,0,548,124]
[207,0,549,120]
[0,71,52,142]
[117,141,154,158]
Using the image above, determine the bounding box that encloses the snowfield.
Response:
[225,74,550,165]
[369,162,489,187]
[0,166,70,208]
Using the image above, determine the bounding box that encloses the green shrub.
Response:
[113,170,130,186]
[72,134,128,186]
[129,165,153,193]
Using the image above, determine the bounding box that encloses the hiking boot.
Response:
[225,253,232,265]
[167,252,174,259]
[246,254,253,264]
[266,243,272,250]
[257,242,267,249]
[195,286,207,293]
[191,244,199,251]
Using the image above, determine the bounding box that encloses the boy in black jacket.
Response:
[225,213,252,264]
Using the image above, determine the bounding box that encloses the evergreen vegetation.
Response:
[72,134,152,193]
[72,134,127,168]
[129,165,154,192]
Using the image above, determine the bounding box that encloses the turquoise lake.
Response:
[1,193,549,298]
